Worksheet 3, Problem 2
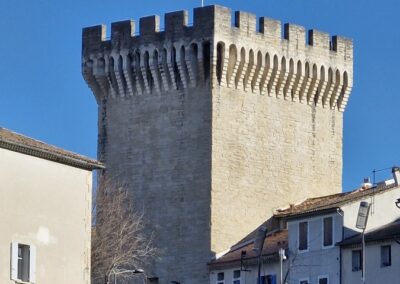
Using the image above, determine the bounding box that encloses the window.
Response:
[233,270,241,284]
[318,276,328,284]
[299,279,309,284]
[217,272,224,284]
[381,245,391,267]
[11,242,36,283]
[299,221,308,251]
[323,217,333,247]
[260,274,277,284]
[352,250,362,271]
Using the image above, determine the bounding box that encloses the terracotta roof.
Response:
[0,127,104,170]
[209,230,288,270]
[339,219,400,247]
[274,183,398,219]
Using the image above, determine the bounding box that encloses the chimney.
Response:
[361,177,372,190]
[392,167,400,186]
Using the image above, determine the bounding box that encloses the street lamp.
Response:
[112,268,144,284]
[279,248,286,284]
[395,198,400,209]
[356,201,371,284]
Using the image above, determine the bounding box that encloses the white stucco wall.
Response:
[210,261,288,284]
[341,187,400,239]
[286,185,400,284]
[287,213,343,284]
[0,148,92,284]
[341,240,400,283]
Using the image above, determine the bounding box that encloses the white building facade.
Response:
[340,220,400,283]
[276,167,400,284]
[0,128,102,284]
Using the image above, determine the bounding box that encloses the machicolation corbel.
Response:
[82,5,353,112]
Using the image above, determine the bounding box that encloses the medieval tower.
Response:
[82,5,353,283]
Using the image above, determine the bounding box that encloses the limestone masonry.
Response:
[82,5,353,283]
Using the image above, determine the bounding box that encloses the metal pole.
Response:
[362,230,365,284]
[201,0,204,7]
[257,253,262,284]
[279,248,283,284]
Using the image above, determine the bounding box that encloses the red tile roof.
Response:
[274,183,398,219]
[209,230,288,270]
[0,127,104,170]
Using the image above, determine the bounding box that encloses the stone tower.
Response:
[82,5,353,283]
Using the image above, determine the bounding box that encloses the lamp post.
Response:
[356,201,371,284]
[111,268,144,284]
[253,225,267,284]
[279,248,286,284]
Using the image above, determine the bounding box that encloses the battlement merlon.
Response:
[82,5,352,58]
[82,5,353,111]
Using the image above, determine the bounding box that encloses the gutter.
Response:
[0,140,104,171]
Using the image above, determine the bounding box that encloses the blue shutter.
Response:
[271,275,277,284]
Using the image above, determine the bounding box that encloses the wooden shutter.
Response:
[29,245,36,283]
[10,242,18,280]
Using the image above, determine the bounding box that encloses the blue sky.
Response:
[0,0,399,191]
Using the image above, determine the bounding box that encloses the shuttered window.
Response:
[11,242,36,283]
[323,217,333,247]
[299,222,308,251]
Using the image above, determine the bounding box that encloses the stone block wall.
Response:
[82,5,353,283]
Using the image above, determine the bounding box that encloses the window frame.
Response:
[232,270,241,284]
[352,249,362,272]
[298,221,309,252]
[322,216,334,248]
[299,278,309,284]
[217,271,224,284]
[10,242,36,283]
[318,275,329,284]
[380,245,391,267]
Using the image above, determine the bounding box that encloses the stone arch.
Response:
[322,67,333,107]
[144,51,153,93]
[235,47,246,89]
[171,46,181,89]
[283,58,295,99]
[189,43,199,85]
[292,60,302,100]
[202,41,211,81]
[97,58,106,74]
[108,56,118,95]
[216,42,225,85]
[307,63,318,103]
[226,44,237,87]
[135,50,145,93]
[299,61,310,102]
[251,50,263,92]
[152,49,162,92]
[180,45,190,88]
[259,52,271,94]
[118,55,128,94]
[314,65,326,105]
[243,49,254,90]
[276,56,286,96]
[162,48,172,88]
[330,69,341,108]
[337,71,348,110]
[267,54,279,95]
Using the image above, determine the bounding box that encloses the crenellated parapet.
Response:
[82,5,353,111]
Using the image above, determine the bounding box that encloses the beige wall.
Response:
[0,148,92,284]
